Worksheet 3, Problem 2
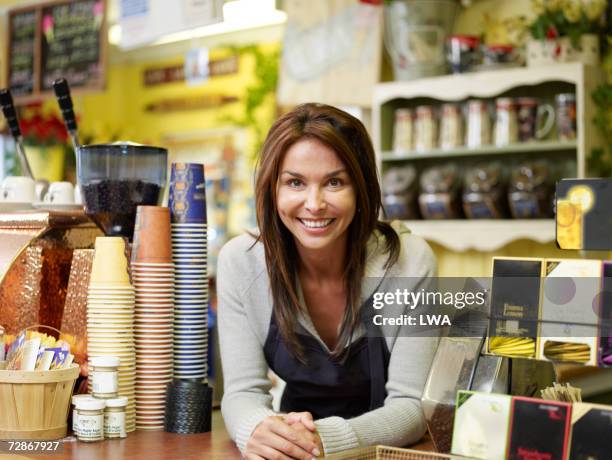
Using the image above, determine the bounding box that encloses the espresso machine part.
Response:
[52,78,80,151]
[0,89,48,200]
[77,142,167,238]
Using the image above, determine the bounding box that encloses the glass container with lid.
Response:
[90,356,120,398]
[462,163,508,219]
[76,398,106,442]
[418,164,462,219]
[77,142,167,238]
[382,166,419,220]
[508,161,553,218]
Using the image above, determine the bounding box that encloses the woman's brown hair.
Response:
[254,103,400,361]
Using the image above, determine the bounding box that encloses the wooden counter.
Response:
[6,410,434,460]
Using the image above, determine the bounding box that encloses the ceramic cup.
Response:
[44,181,75,204]
[0,176,36,203]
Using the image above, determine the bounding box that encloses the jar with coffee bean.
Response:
[382,166,419,220]
[508,161,553,218]
[418,164,463,219]
[462,163,508,219]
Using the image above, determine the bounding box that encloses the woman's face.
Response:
[276,138,356,255]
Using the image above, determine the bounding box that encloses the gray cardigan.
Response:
[217,221,439,455]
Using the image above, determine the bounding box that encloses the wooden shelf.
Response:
[402,219,555,252]
[374,63,589,102]
[374,63,607,179]
[381,140,577,162]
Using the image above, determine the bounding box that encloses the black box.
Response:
[507,397,571,460]
[569,403,612,460]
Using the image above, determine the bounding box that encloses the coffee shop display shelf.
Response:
[380,139,577,162]
[373,63,604,252]
[402,219,554,252]
[374,62,604,178]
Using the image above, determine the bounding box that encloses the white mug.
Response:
[0,176,36,203]
[44,181,75,204]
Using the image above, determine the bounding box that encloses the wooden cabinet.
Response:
[373,63,605,257]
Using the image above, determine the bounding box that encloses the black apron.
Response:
[263,294,390,420]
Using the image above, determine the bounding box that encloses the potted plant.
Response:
[526,0,608,66]
[20,106,69,182]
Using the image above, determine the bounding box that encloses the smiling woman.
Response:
[217,103,439,460]
[277,138,356,260]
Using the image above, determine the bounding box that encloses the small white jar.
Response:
[90,356,120,398]
[76,398,106,442]
[71,394,95,436]
[104,396,128,439]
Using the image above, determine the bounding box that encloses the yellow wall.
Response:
[434,241,612,277]
[72,45,279,151]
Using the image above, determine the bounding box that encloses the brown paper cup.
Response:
[132,206,172,263]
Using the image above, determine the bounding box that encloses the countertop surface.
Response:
[0,410,435,460]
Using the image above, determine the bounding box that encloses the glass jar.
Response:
[382,166,419,220]
[104,396,128,439]
[466,100,491,147]
[90,356,120,398]
[494,97,518,146]
[439,103,463,150]
[415,105,437,152]
[392,108,414,154]
[555,93,577,141]
[76,398,106,442]
[418,164,462,219]
[508,162,553,218]
[462,163,508,219]
[71,394,94,436]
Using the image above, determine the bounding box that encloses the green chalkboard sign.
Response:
[40,0,106,91]
[7,9,37,97]
[5,0,107,102]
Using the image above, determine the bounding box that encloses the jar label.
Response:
[78,414,103,439]
[72,409,79,435]
[92,370,118,394]
[105,411,126,438]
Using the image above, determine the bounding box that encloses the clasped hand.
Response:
[244,411,323,460]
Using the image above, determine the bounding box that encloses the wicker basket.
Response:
[325,446,471,459]
[0,364,79,440]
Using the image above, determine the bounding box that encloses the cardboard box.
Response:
[569,403,612,459]
[451,390,511,460]
[556,179,612,250]
[488,258,544,356]
[538,259,601,366]
[599,262,612,367]
[507,397,571,460]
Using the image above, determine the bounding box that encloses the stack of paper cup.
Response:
[168,163,208,380]
[87,236,136,432]
[131,206,175,430]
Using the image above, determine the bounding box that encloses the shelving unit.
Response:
[373,63,605,252]
[403,219,555,252]
[381,140,577,162]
